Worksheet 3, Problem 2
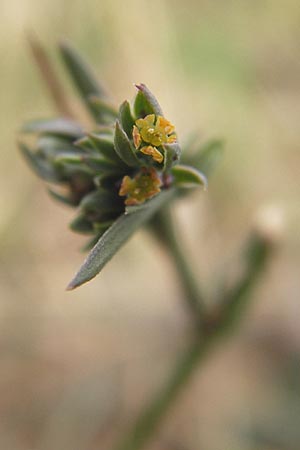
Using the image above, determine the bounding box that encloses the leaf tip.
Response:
[66,275,83,291]
[66,281,76,291]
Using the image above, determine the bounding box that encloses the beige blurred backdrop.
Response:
[0,1,300,449]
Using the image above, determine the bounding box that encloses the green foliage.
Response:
[114,120,141,167]
[19,42,222,288]
[59,40,108,120]
[171,164,207,189]
[67,189,175,289]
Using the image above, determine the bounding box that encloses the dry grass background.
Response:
[0,0,300,449]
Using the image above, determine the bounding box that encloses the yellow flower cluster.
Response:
[132,114,176,164]
[119,167,162,206]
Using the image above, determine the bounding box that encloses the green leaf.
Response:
[59,40,107,120]
[79,189,123,214]
[163,143,181,172]
[114,120,140,167]
[93,173,121,190]
[89,133,125,165]
[171,164,208,189]
[54,152,84,164]
[54,146,120,172]
[19,142,63,183]
[70,215,94,234]
[74,136,95,151]
[88,95,118,123]
[48,188,77,206]
[81,155,123,173]
[53,160,94,177]
[67,188,175,289]
[119,100,135,137]
[37,135,78,158]
[188,139,224,177]
[134,84,163,117]
[22,118,84,138]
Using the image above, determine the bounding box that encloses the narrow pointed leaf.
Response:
[19,142,63,182]
[88,95,118,123]
[22,118,84,138]
[59,41,107,120]
[89,133,125,165]
[81,233,104,252]
[114,120,140,167]
[171,164,208,189]
[70,215,94,234]
[134,84,163,117]
[188,139,224,176]
[163,143,181,172]
[37,135,78,157]
[79,189,123,214]
[81,155,123,173]
[54,146,119,172]
[54,152,85,164]
[75,136,95,151]
[93,173,121,189]
[119,100,135,137]
[67,188,175,289]
[48,188,77,206]
[53,160,94,177]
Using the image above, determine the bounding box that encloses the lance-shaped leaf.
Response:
[89,133,125,165]
[19,142,64,183]
[88,95,118,123]
[22,117,84,138]
[188,139,224,177]
[119,100,135,137]
[79,189,123,215]
[163,143,181,172]
[37,135,78,158]
[70,215,94,234]
[81,155,124,173]
[114,120,140,167]
[81,219,114,252]
[53,159,94,177]
[54,152,85,164]
[81,232,106,252]
[93,173,122,190]
[171,164,207,189]
[59,41,107,120]
[48,188,77,206]
[134,84,163,117]
[67,188,175,289]
[75,136,95,151]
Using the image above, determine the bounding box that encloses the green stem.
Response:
[112,227,272,450]
[114,337,214,450]
[150,209,206,326]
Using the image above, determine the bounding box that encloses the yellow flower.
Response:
[140,145,164,163]
[119,167,162,206]
[132,114,177,163]
[132,125,141,149]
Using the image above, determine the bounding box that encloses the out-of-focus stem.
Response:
[150,209,206,328]
[27,34,75,118]
[112,225,273,450]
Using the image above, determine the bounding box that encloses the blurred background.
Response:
[1,0,300,449]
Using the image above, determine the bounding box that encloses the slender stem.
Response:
[150,209,206,326]
[113,337,214,450]
[112,226,272,450]
[27,33,75,118]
